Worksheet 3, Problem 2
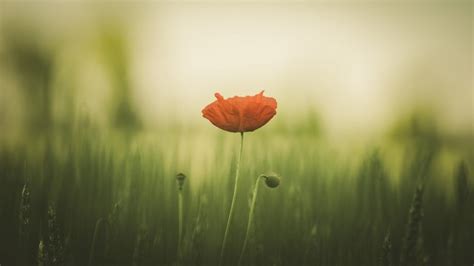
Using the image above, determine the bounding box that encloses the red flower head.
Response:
[202,91,277,133]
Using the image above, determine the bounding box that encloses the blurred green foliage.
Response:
[0,10,473,266]
[0,117,473,265]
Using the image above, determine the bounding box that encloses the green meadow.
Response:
[1,2,473,265]
[1,114,473,265]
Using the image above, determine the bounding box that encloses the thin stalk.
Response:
[88,218,105,266]
[219,132,244,266]
[178,189,184,263]
[238,175,263,265]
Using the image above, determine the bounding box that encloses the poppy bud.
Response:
[263,174,280,188]
[176,173,186,190]
[239,172,281,264]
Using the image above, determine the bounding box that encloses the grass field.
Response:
[0,115,472,266]
[0,3,472,265]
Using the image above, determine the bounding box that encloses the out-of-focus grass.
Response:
[0,115,472,266]
[1,5,472,265]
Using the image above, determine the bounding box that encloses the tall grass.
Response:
[0,120,473,265]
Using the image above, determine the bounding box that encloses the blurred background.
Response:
[1,1,472,141]
[0,1,473,265]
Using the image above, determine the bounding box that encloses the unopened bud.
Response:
[176,173,186,190]
[263,174,280,188]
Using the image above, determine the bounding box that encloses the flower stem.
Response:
[88,218,105,266]
[219,132,244,266]
[178,189,184,264]
[238,175,263,265]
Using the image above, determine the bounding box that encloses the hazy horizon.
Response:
[1,2,472,138]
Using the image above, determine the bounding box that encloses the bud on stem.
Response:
[238,173,281,265]
[176,173,186,265]
[176,173,186,191]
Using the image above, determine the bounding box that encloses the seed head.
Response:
[38,240,45,266]
[19,183,32,240]
[263,174,280,188]
[176,173,186,190]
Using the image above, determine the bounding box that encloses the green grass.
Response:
[0,119,473,265]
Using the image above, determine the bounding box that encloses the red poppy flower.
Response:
[202,91,277,132]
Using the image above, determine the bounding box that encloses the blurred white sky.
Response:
[1,2,472,136]
[130,3,472,134]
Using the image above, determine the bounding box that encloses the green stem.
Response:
[88,218,105,266]
[178,189,183,263]
[238,175,263,265]
[219,132,244,266]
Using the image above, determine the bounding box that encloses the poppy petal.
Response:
[202,91,277,133]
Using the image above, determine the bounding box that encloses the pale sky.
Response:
[129,3,472,134]
[1,2,472,136]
